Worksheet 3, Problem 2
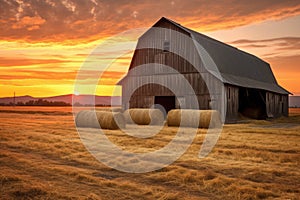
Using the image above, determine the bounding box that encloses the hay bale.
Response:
[75,110,99,128]
[75,110,86,127]
[124,109,164,125]
[167,109,221,128]
[95,111,125,129]
[75,110,125,130]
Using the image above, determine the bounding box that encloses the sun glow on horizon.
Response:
[0,37,133,97]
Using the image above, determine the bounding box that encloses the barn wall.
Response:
[266,92,288,117]
[122,73,221,110]
[121,19,225,121]
[225,85,239,123]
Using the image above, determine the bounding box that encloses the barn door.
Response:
[155,96,175,115]
[226,86,239,122]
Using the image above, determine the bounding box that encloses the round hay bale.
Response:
[75,110,99,128]
[95,111,125,130]
[124,109,164,125]
[75,110,86,127]
[167,109,221,128]
[75,110,125,129]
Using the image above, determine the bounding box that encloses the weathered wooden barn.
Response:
[118,17,290,123]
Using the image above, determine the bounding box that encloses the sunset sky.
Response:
[1,0,299,97]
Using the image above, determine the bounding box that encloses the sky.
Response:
[0,0,299,97]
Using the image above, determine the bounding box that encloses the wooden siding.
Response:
[122,72,224,110]
[266,92,288,117]
[129,20,206,74]
[121,20,224,115]
[225,85,239,123]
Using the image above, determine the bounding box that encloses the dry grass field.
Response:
[0,106,299,199]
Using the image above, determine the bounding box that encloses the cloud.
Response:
[230,37,300,45]
[11,15,46,30]
[240,44,268,48]
[61,0,76,12]
[0,0,300,42]
[228,37,300,58]
[0,57,70,67]
[0,67,125,86]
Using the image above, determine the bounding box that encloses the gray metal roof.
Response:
[161,17,290,94]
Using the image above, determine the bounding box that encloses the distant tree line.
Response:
[0,99,111,107]
[73,102,111,107]
[0,99,71,106]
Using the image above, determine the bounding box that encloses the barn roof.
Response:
[154,17,290,94]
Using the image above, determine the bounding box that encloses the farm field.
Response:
[0,107,299,199]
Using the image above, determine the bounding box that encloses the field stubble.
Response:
[0,107,299,199]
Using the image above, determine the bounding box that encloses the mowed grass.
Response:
[0,107,299,199]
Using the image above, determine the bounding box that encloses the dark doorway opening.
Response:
[155,96,175,116]
[238,88,267,119]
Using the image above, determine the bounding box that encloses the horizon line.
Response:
[0,93,122,98]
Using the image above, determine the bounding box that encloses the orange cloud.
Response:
[12,16,46,31]
[181,3,300,31]
[0,57,69,67]
[228,37,300,57]
[0,0,300,42]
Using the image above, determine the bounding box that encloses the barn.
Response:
[118,17,290,123]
